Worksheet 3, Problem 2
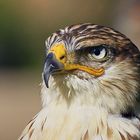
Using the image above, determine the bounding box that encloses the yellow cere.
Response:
[49,44,67,63]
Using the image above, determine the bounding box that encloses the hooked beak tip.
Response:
[43,72,50,88]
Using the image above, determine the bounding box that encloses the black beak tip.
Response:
[43,73,50,88]
[46,82,49,88]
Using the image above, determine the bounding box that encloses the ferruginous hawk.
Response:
[19,23,140,140]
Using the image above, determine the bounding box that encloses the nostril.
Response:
[60,55,65,60]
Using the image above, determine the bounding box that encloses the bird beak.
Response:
[43,51,64,88]
[43,44,68,87]
[43,43,105,88]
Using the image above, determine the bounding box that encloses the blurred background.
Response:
[0,0,140,139]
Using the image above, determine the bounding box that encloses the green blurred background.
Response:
[0,0,140,140]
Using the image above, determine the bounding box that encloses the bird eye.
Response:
[88,45,107,60]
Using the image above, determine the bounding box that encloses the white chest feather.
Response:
[19,104,140,140]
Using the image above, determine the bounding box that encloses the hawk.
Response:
[19,23,140,140]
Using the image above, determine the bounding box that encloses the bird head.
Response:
[42,23,140,114]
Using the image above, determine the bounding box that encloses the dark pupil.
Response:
[94,48,101,56]
[90,47,104,56]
